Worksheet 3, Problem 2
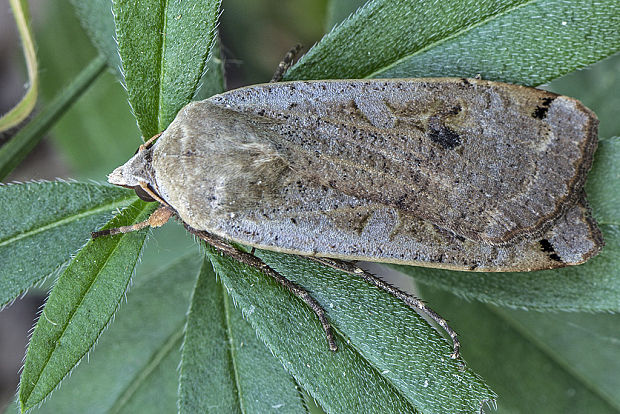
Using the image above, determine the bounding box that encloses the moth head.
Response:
[108,148,157,202]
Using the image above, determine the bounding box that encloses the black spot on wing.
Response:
[532,97,555,119]
[448,104,462,115]
[539,238,562,262]
[428,121,462,149]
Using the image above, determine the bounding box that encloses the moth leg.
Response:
[91,205,173,238]
[308,257,461,359]
[188,228,338,351]
[270,44,302,82]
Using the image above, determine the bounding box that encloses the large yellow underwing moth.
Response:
[97,77,603,358]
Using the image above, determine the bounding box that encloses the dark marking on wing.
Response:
[448,104,462,115]
[323,206,374,236]
[539,238,562,262]
[428,115,462,149]
[532,97,555,120]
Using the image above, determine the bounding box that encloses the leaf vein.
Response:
[110,323,185,413]
[0,195,134,247]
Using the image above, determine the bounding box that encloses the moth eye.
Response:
[133,146,141,155]
[133,185,156,202]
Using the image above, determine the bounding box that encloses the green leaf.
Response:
[587,137,620,225]
[287,0,620,86]
[15,5,228,406]
[206,247,495,413]
[394,137,619,312]
[11,254,201,414]
[418,284,620,412]
[498,310,620,408]
[19,199,155,412]
[63,1,226,178]
[110,340,183,413]
[112,0,222,137]
[0,56,106,180]
[0,181,134,308]
[14,2,228,408]
[179,258,307,413]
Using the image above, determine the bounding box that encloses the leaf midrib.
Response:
[109,323,186,413]
[0,194,135,247]
[366,0,539,79]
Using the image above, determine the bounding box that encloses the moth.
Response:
[96,76,603,359]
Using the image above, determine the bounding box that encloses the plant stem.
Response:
[0,55,107,181]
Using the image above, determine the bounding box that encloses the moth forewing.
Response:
[120,78,602,272]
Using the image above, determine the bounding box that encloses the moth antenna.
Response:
[91,206,173,239]
[187,227,338,352]
[270,44,303,83]
[140,131,163,151]
[308,257,461,359]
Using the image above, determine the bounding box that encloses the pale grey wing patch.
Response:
[353,95,398,129]
[543,193,603,265]
[480,96,599,243]
[209,79,597,245]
